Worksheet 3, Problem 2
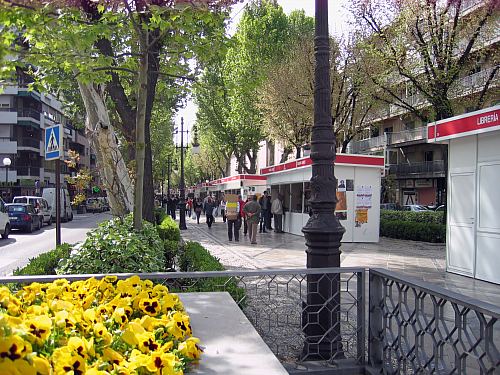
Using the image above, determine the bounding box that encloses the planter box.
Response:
[179,292,287,375]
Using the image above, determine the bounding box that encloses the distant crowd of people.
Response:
[163,191,285,245]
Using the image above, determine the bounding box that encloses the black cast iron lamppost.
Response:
[301,0,345,361]
[175,117,190,230]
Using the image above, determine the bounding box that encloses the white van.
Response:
[13,196,52,226]
[42,188,74,222]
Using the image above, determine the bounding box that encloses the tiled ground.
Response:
[182,215,500,306]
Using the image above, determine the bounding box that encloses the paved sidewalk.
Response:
[182,215,499,306]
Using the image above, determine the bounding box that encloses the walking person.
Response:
[259,191,270,233]
[226,201,241,242]
[266,194,273,230]
[204,197,216,229]
[271,194,284,233]
[244,195,261,245]
[186,197,193,218]
[220,196,227,223]
[194,198,203,224]
[238,195,247,236]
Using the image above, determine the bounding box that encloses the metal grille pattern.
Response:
[1,268,365,370]
[369,269,500,375]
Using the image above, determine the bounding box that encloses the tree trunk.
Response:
[77,81,133,216]
[341,138,351,153]
[295,146,301,159]
[133,30,149,230]
[224,157,231,177]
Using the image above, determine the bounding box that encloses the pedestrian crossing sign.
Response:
[45,124,63,160]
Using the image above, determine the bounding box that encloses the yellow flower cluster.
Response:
[0,275,202,375]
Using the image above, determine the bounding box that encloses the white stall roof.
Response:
[427,105,500,143]
[260,153,385,176]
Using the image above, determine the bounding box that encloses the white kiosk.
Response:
[260,154,384,242]
[215,174,268,200]
[428,105,500,285]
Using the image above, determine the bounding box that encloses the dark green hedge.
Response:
[154,207,167,225]
[14,244,72,276]
[380,209,444,224]
[177,241,245,305]
[380,219,446,243]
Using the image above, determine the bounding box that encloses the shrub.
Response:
[380,209,444,224]
[178,241,245,304]
[157,215,181,242]
[57,215,165,274]
[164,239,180,270]
[154,207,167,225]
[380,219,446,243]
[13,243,72,276]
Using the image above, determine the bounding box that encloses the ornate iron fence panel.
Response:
[368,269,500,375]
[1,268,365,372]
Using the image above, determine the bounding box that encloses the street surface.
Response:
[0,211,109,276]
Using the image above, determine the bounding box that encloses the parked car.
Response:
[0,198,11,239]
[6,204,42,233]
[98,197,110,211]
[380,203,400,210]
[42,188,73,222]
[402,205,430,212]
[12,196,52,226]
[86,198,104,213]
[434,205,446,212]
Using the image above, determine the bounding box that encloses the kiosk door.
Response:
[448,172,475,276]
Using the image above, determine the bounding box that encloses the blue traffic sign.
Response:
[45,124,62,160]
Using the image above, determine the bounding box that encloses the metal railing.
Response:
[368,269,500,374]
[388,126,427,145]
[17,108,41,120]
[0,108,16,112]
[350,134,387,154]
[17,137,40,148]
[452,67,499,96]
[1,268,498,374]
[15,166,41,176]
[388,160,445,176]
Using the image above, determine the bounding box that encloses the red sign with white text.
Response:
[428,106,500,142]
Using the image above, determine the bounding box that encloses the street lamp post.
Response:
[178,118,187,230]
[3,158,11,202]
[301,0,345,361]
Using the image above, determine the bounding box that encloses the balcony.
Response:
[349,134,387,154]
[387,126,427,146]
[388,160,445,178]
[17,108,41,128]
[0,138,18,153]
[15,166,41,177]
[17,137,40,150]
[0,108,18,125]
[451,66,499,97]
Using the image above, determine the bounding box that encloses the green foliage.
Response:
[380,220,446,243]
[178,241,245,305]
[13,244,72,276]
[157,215,181,242]
[164,239,180,270]
[154,207,168,225]
[380,209,444,224]
[57,215,165,274]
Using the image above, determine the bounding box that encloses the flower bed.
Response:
[0,275,201,374]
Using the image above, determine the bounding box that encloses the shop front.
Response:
[428,105,500,284]
[261,154,384,242]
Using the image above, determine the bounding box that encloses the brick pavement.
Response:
[181,215,500,306]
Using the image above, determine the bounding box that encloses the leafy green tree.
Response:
[352,0,499,121]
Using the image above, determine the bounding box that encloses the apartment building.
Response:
[347,0,499,206]
[0,72,97,201]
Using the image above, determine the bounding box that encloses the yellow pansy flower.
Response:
[25,315,52,345]
[52,347,86,375]
[146,351,182,375]
[0,358,36,375]
[0,334,32,360]
[32,355,51,375]
[178,337,202,360]
[93,323,112,344]
[68,336,94,359]
[138,297,161,316]
[122,321,146,346]
[102,347,125,366]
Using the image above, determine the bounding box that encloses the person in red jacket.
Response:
[238,195,247,236]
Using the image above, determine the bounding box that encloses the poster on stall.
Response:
[336,179,347,219]
[355,185,373,208]
[355,209,368,226]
